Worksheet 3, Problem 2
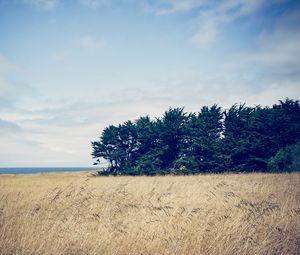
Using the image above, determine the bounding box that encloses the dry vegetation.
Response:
[0,171,299,255]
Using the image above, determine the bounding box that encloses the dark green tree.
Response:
[156,108,188,173]
[91,121,138,175]
[91,98,300,175]
[134,116,162,175]
[91,125,121,174]
[176,105,223,173]
[270,99,300,151]
[116,121,139,175]
[222,104,267,171]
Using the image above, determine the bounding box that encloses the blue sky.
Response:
[0,0,300,167]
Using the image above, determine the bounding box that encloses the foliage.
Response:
[92,98,300,175]
[268,141,300,172]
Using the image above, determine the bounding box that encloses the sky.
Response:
[0,0,300,167]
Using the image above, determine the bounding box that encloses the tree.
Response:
[271,99,300,151]
[91,121,138,175]
[156,108,188,172]
[91,98,300,175]
[134,116,162,175]
[176,105,224,173]
[91,125,121,174]
[115,121,139,175]
[222,104,267,171]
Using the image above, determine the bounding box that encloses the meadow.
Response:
[0,171,299,255]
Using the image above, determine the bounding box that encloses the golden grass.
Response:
[0,171,299,255]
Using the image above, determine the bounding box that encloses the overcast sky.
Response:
[0,0,300,167]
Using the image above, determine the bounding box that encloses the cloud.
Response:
[129,6,300,109]
[0,53,18,74]
[0,119,22,134]
[79,36,105,50]
[0,54,36,111]
[0,132,84,167]
[249,8,300,74]
[221,5,300,93]
[48,18,57,24]
[51,51,69,61]
[22,0,60,10]
[0,98,102,167]
[144,0,271,47]
[192,0,268,47]
[1,0,299,167]
[144,0,208,15]
[192,19,217,47]
[79,0,111,9]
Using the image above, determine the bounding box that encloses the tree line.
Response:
[91,98,300,175]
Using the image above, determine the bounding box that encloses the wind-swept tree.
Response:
[156,108,188,172]
[92,125,121,174]
[222,104,264,171]
[92,121,138,175]
[92,98,300,175]
[134,116,162,175]
[176,105,224,173]
[271,98,300,151]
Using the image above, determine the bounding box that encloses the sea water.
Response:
[0,167,99,174]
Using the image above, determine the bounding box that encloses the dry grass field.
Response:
[0,171,299,255]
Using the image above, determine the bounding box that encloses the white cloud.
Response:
[51,51,69,61]
[1,0,299,167]
[23,0,60,10]
[233,7,300,81]
[192,19,217,47]
[79,0,111,9]
[79,36,105,50]
[192,0,267,47]
[0,53,18,74]
[0,119,22,133]
[0,54,36,110]
[144,0,209,15]
[144,0,268,47]
[134,6,300,109]
[48,18,57,24]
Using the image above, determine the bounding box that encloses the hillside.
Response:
[0,172,299,255]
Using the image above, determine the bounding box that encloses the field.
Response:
[0,172,299,255]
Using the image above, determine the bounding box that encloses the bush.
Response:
[268,141,300,172]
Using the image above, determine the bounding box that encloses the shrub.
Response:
[268,141,300,172]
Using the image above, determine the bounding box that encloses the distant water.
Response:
[0,167,100,175]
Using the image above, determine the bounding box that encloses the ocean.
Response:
[0,167,100,174]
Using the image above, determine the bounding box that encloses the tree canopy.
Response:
[92,98,300,175]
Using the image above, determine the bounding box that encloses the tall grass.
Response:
[0,172,299,254]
